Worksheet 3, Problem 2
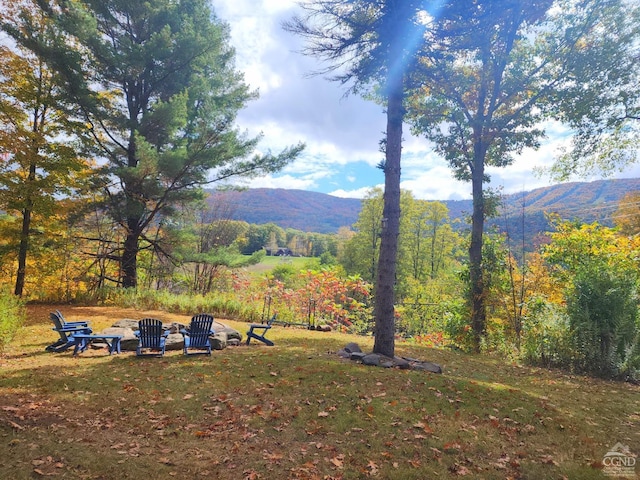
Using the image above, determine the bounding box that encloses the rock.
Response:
[413,362,443,374]
[164,333,184,350]
[344,342,362,354]
[100,326,137,351]
[393,356,411,369]
[362,353,384,366]
[337,344,443,373]
[112,319,140,330]
[164,322,184,334]
[350,352,367,361]
[109,318,243,350]
[213,321,242,342]
[211,332,228,350]
[316,324,332,332]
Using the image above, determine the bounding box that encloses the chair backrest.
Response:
[49,311,68,340]
[188,314,214,347]
[138,318,165,349]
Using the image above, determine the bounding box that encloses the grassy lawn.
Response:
[1,305,639,479]
[244,255,312,276]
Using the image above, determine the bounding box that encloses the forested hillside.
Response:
[206,188,362,233]
[208,178,640,241]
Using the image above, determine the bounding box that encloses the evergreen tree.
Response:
[4,0,303,288]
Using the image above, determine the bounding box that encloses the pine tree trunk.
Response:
[122,220,139,288]
[469,156,486,352]
[373,78,403,358]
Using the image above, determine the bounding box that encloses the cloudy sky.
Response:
[211,0,639,201]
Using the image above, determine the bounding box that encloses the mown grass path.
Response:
[0,305,638,479]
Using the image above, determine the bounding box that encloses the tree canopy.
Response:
[2,0,303,288]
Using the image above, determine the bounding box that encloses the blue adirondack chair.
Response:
[246,314,277,346]
[46,311,92,352]
[134,318,169,357]
[180,313,215,356]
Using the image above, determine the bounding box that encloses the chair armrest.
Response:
[64,321,90,327]
[53,326,92,333]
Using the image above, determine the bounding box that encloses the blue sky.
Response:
[211,0,640,201]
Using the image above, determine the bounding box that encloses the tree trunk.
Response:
[469,155,486,352]
[373,78,403,358]
[14,207,32,297]
[14,161,36,297]
[122,220,139,288]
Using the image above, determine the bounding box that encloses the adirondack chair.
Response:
[246,314,277,346]
[180,313,215,356]
[46,311,92,353]
[133,318,169,357]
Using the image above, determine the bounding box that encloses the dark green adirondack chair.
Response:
[134,318,169,357]
[180,313,214,356]
[46,311,92,353]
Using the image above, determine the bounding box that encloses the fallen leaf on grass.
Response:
[318,411,329,418]
[449,464,471,476]
[540,455,559,466]
[413,421,434,434]
[330,455,344,468]
[33,468,57,476]
[264,452,283,463]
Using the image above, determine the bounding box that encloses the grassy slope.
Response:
[0,305,638,479]
[244,255,312,276]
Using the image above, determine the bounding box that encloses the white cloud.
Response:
[235,174,317,191]
[329,186,383,199]
[212,0,638,202]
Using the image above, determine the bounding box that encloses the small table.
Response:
[72,334,123,356]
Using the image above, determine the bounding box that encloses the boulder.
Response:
[213,320,242,342]
[344,342,362,354]
[338,343,443,373]
[350,351,367,361]
[211,331,228,350]
[165,333,184,350]
[362,353,383,366]
[393,356,411,369]
[412,362,443,374]
[100,326,137,351]
[112,319,139,330]
[109,318,243,350]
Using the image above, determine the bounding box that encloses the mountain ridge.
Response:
[206,178,640,237]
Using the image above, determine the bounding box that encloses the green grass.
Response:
[244,255,313,276]
[1,305,639,479]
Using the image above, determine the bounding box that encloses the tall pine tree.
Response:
[4,0,303,288]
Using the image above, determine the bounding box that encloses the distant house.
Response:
[264,247,293,256]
